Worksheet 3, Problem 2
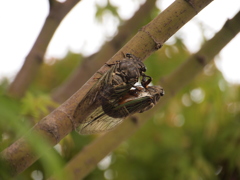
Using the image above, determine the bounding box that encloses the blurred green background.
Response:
[1,41,240,179]
[0,1,240,180]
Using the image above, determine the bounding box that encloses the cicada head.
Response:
[115,53,147,85]
[125,53,146,73]
[148,85,164,102]
[136,85,164,113]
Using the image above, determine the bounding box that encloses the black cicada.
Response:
[74,53,148,119]
[76,85,164,134]
[74,53,164,134]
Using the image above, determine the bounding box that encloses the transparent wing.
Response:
[76,106,123,134]
[76,96,154,134]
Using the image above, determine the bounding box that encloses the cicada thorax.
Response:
[119,53,153,89]
[99,53,148,105]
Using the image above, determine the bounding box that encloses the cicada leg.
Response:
[141,73,152,88]
[125,53,139,61]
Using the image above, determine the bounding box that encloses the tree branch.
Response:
[7,0,81,98]
[0,0,213,177]
[48,10,240,180]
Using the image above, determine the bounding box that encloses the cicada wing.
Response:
[76,106,123,135]
[101,96,153,119]
[115,96,154,115]
[74,64,117,120]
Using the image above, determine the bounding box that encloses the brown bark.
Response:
[1,0,213,177]
[7,0,81,98]
[48,10,240,180]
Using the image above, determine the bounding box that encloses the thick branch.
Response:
[49,10,240,180]
[7,0,81,98]
[0,0,213,177]
[51,0,158,103]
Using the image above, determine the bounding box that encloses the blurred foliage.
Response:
[0,52,89,180]
[95,0,119,22]
[21,92,59,122]
[31,51,82,93]
[145,38,190,84]
[1,2,240,180]
[1,35,240,179]
[0,89,65,180]
[95,0,160,25]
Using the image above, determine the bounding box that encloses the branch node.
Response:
[224,19,237,35]
[196,55,207,66]
[130,116,139,124]
[38,117,60,143]
[48,0,62,11]
[57,109,76,130]
[140,27,163,50]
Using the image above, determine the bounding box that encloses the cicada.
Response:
[74,53,148,120]
[76,85,164,134]
[74,53,164,134]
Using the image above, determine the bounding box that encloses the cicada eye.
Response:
[160,90,165,96]
[125,53,132,59]
[121,70,127,76]
[140,65,146,73]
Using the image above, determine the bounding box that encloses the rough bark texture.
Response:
[1,0,213,177]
